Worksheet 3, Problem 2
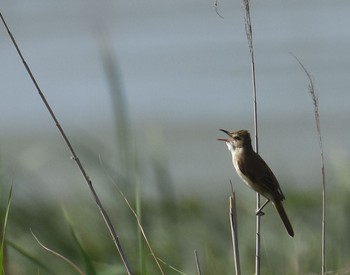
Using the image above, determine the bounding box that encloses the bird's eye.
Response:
[233,136,241,140]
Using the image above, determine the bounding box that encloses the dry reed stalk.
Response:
[241,1,261,274]
[0,11,134,275]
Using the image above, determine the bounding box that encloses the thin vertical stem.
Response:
[291,54,325,274]
[230,192,241,275]
[242,1,260,274]
[194,250,202,275]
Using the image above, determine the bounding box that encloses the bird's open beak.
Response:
[219,129,231,136]
[217,129,231,142]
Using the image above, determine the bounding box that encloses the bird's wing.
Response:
[237,153,285,201]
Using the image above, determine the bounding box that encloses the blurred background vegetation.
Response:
[1,1,350,274]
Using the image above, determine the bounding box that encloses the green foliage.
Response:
[0,185,12,275]
[1,169,350,274]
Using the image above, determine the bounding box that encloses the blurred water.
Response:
[1,1,350,199]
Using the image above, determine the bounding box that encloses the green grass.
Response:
[1,185,12,275]
[1,174,350,274]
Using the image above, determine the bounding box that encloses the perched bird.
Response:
[218,129,294,237]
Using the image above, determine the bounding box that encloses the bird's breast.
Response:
[232,153,255,189]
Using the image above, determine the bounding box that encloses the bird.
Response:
[218,129,294,237]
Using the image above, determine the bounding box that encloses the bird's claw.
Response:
[256,210,265,216]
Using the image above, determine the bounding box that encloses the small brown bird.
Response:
[218,129,294,237]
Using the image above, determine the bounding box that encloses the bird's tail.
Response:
[273,200,294,237]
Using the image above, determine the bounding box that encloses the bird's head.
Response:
[217,129,252,151]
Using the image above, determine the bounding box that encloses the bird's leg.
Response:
[256,199,270,216]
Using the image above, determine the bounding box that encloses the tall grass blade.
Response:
[6,240,57,275]
[0,185,12,275]
[116,188,165,275]
[156,258,186,275]
[96,32,132,188]
[194,250,202,275]
[31,230,85,275]
[0,11,133,275]
[63,209,97,275]
[291,53,326,275]
[134,159,148,275]
[229,191,241,275]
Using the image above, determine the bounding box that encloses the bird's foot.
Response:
[255,199,270,216]
[256,209,265,216]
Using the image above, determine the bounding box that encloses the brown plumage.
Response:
[218,129,294,237]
